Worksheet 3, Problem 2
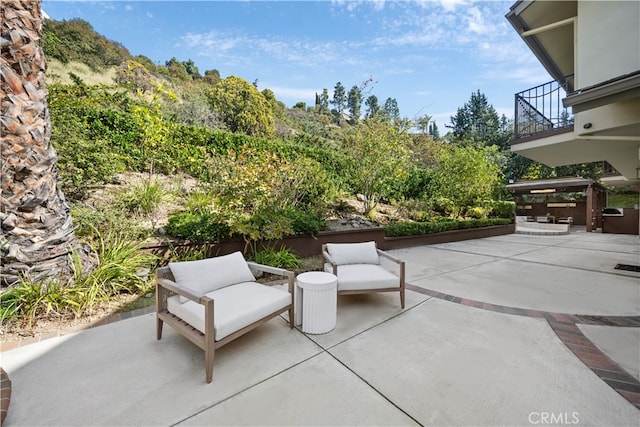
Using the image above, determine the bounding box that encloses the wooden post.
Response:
[586,185,595,232]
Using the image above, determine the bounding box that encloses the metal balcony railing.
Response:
[513,76,574,142]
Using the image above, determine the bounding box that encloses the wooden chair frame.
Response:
[322,243,406,309]
[156,262,295,383]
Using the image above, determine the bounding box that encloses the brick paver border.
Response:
[406,283,640,410]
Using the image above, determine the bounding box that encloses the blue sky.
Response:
[41,0,552,129]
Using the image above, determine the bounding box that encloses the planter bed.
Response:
[145,224,515,259]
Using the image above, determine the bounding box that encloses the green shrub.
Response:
[71,205,149,242]
[1,234,157,325]
[251,247,301,270]
[385,218,512,237]
[165,212,231,242]
[283,208,325,236]
[166,244,211,262]
[185,191,215,215]
[0,279,73,326]
[432,197,456,217]
[82,233,158,296]
[118,179,167,215]
[489,200,516,218]
[466,206,488,219]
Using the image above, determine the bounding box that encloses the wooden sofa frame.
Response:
[322,243,406,309]
[156,262,295,383]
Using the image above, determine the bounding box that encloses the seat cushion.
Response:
[324,263,399,291]
[168,252,255,297]
[325,241,379,265]
[166,282,291,341]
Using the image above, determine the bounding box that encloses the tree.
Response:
[449,91,522,181]
[449,90,508,147]
[203,69,221,85]
[181,59,201,79]
[207,75,275,138]
[433,144,502,217]
[342,119,411,215]
[451,90,499,145]
[330,82,346,114]
[317,88,330,115]
[393,117,413,133]
[364,95,380,119]
[347,85,362,124]
[416,114,431,134]
[261,88,284,118]
[382,97,400,122]
[165,57,190,81]
[1,0,94,286]
[428,121,440,140]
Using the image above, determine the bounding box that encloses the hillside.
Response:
[42,17,349,144]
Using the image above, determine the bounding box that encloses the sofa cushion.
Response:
[169,252,255,297]
[324,263,399,291]
[166,282,291,340]
[325,241,379,265]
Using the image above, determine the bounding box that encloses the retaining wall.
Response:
[144,224,515,259]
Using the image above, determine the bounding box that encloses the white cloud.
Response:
[125,5,133,12]
[438,0,469,12]
[466,7,491,34]
[180,30,366,70]
[180,1,539,91]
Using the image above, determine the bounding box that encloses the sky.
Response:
[41,0,553,129]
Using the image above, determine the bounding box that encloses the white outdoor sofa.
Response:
[155,251,294,383]
[322,241,405,309]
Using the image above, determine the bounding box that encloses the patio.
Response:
[3,230,639,426]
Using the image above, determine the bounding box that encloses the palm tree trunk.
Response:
[1,0,94,286]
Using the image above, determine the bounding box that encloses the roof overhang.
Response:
[563,71,640,113]
[506,177,601,193]
[506,1,576,90]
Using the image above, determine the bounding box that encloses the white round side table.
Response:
[296,271,337,334]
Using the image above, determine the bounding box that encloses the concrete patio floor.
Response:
[2,230,639,426]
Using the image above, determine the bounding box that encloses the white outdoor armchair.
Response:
[322,241,405,309]
[155,251,294,383]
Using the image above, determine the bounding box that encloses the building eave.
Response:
[563,71,640,113]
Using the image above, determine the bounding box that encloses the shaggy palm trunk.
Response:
[1,0,94,286]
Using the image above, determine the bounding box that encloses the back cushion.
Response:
[169,251,255,296]
[326,241,379,265]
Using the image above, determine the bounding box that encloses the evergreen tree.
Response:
[318,88,330,115]
[382,97,400,122]
[365,95,380,118]
[181,59,201,79]
[449,90,503,145]
[428,121,440,140]
[347,85,362,124]
[330,82,346,113]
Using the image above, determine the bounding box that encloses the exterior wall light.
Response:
[530,189,556,194]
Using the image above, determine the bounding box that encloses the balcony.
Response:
[513,77,574,143]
